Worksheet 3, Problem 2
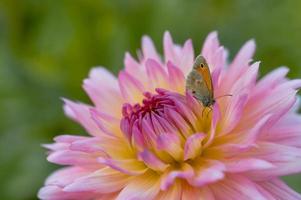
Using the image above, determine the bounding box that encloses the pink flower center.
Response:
[121,88,194,148]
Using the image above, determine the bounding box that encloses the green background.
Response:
[0,0,300,199]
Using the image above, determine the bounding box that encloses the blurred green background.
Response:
[0,0,301,199]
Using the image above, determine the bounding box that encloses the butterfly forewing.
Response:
[186,55,215,107]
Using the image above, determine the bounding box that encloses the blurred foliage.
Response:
[0,0,300,199]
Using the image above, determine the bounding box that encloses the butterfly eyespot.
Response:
[192,91,196,94]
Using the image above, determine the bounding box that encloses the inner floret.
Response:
[120,88,213,164]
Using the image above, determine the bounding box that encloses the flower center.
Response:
[121,88,211,150]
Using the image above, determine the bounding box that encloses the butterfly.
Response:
[186,55,232,115]
[186,55,215,108]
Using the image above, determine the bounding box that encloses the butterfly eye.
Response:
[192,91,196,94]
[200,63,204,68]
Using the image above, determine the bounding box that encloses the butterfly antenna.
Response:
[215,94,233,100]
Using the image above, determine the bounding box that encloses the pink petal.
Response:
[205,143,256,158]
[182,185,215,200]
[161,163,194,190]
[163,31,178,64]
[221,40,256,92]
[142,36,161,62]
[210,175,266,200]
[172,96,198,125]
[124,52,140,72]
[123,52,149,85]
[229,114,271,145]
[185,91,204,120]
[38,185,96,200]
[63,167,129,193]
[240,86,296,131]
[145,59,168,89]
[45,167,94,188]
[116,171,161,200]
[179,39,194,75]
[90,108,121,137]
[165,107,192,138]
[257,178,301,200]
[118,71,145,103]
[201,31,219,65]
[138,149,169,171]
[156,133,183,161]
[47,150,98,166]
[203,103,221,148]
[184,133,206,160]
[190,160,225,187]
[82,67,122,117]
[230,39,256,71]
[211,47,226,89]
[54,135,88,143]
[97,157,147,175]
[43,143,69,151]
[95,134,134,159]
[230,61,259,95]
[224,158,274,173]
[251,67,289,100]
[261,114,301,147]
[70,137,103,153]
[240,142,301,179]
[219,94,248,135]
[62,99,101,136]
[156,181,182,200]
[167,61,185,93]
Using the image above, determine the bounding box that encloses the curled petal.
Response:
[161,163,194,190]
[184,133,206,160]
[138,149,169,171]
[156,133,183,161]
[190,160,225,187]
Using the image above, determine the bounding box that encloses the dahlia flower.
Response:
[39,31,301,200]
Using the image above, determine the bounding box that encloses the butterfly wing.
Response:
[195,64,214,99]
[186,55,215,106]
[186,70,211,101]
